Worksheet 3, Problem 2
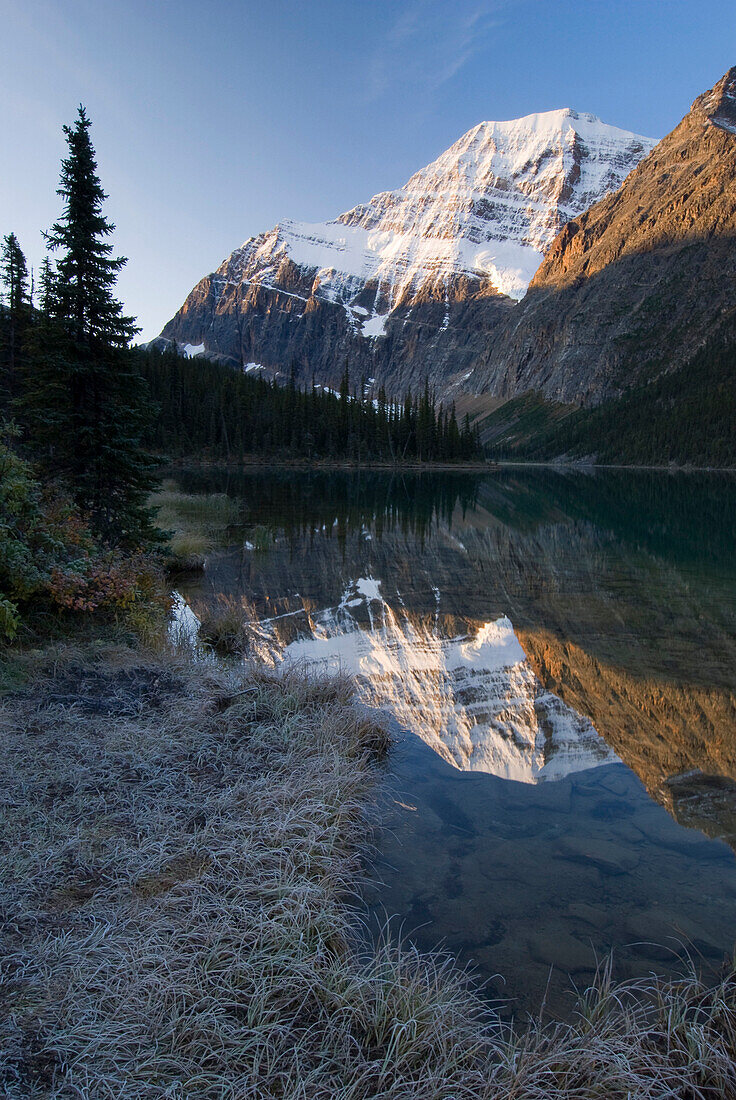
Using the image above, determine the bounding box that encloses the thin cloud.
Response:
[365,0,516,103]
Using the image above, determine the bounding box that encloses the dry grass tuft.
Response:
[168,529,214,569]
[197,595,256,655]
[1,644,735,1098]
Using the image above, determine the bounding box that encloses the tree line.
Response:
[1,105,483,564]
[137,346,482,464]
[482,319,736,469]
[539,322,736,467]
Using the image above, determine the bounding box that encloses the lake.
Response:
[172,466,736,1019]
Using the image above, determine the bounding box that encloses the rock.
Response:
[527,928,596,973]
[556,835,640,875]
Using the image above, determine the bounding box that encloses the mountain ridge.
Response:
[467,66,736,406]
[159,108,654,393]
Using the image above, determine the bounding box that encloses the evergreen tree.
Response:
[28,106,156,543]
[0,233,29,407]
[37,256,56,315]
[17,256,70,456]
[0,233,28,315]
[135,344,485,466]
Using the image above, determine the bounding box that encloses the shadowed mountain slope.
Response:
[469,67,736,406]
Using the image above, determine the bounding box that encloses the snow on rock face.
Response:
[209,108,655,328]
[182,342,206,358]
[360,312,389,339]
[252,576,617,784]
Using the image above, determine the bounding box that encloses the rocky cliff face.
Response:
[469,67,736,405]
[160,111,652,394]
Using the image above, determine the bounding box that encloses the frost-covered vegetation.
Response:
[2,644,736,1098]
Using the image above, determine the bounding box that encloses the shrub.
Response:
[0,432,167,640]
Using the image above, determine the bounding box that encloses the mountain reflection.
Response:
[177,467,736,837]
[241,576,617,783]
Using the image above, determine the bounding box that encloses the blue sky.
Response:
[2,0,734,339]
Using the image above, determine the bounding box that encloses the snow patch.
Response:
[355,576,382,602]
[182,342,205,358]
[711,115,736,135]
[361,312,389,338]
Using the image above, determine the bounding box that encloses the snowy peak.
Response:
[330,107,654,303]
[475,66,736,406]
[210,108,655,315]
[342,108,652,241]
[160,105,654,384]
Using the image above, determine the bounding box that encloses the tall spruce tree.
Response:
[18,257,69,455]
[0,233,29,314]
[32,106,156,543]
[0,233,29,408]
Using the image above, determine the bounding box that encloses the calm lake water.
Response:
[173,466,736,1018]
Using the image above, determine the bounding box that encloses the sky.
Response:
[2,0,735,340]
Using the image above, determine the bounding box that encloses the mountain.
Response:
[159,110,654,393]
[469,67,736,407]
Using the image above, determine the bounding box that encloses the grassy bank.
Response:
[2,642,736,1097]
[150,480,242,570]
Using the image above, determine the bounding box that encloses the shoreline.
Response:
[2,635,736,1095]
[157,455,736,474]
[495,459,736,474]
[159,456,497,472]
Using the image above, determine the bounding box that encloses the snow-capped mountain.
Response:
[271,109,653,309]
[160,109,654,393]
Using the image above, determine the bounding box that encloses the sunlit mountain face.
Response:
[159,111,655,397]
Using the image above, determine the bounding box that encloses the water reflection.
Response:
[173,466,736,1015]
[241,575,616,782]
